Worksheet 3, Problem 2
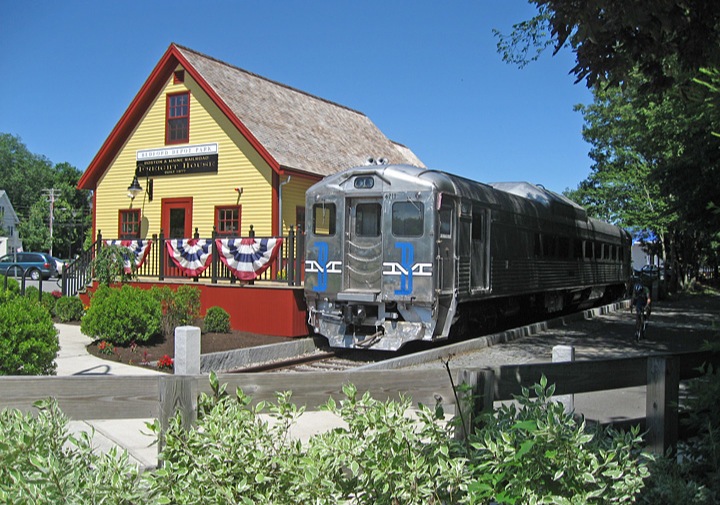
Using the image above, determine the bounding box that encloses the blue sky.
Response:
[0,0,594,194]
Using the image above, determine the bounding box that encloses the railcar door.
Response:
[471,206,490,291]
[435,197,457,336]
[344,198,383,292]
[437,198,456,294]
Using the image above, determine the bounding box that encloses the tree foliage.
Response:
[496,1,720,90]
[0,133,91,258]
[497,2,720,283]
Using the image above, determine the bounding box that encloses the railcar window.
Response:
[392,202,424,236]
[355,203,381,237]
[312,203,336,236]
[558,237,570,258]
[471,211,484,241]
[439,205,453,238]
[574,240,584,259]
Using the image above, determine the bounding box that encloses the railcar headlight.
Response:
[354,176,374,189]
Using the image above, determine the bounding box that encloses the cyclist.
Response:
[630,281,651,341]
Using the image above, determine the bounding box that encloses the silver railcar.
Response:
[304,164,631,351]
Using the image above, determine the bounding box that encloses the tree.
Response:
[0,134,91,257]
[568,72,720,287]
[496,1,720,90]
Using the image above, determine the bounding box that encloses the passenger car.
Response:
[305,163,631,351]
[0,252,58,280]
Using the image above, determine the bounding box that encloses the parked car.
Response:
[0,252,58,280]
[52,257,66,277]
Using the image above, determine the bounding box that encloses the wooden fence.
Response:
[1,350,717,459]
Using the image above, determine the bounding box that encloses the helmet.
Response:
[634,283,644,293]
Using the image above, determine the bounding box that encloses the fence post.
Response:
[552,345,575,413]
[287,226,295,286]
[158,229,165,281]
[174,326,201,375]
[646,356,679,456]
[211,228,218,284]
[294,229,304,286]
[454,369,495,442]
[158,375,198,460]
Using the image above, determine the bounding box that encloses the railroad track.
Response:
[229,349,386,373]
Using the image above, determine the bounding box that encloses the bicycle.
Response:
[634,305,648,342]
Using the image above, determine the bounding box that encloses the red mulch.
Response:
[81,322,291,371]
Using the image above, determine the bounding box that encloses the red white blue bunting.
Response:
[165,238,213,277]
[216,237,283,281]
[104,239,153,273]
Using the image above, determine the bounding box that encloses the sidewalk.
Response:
[56,323,161,469]
[54,324,346,470]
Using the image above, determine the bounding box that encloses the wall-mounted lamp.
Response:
[127,176,153,201]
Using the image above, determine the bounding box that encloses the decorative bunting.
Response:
[216,237,283,280]
[165,238,213,276]
[104,239,153,273]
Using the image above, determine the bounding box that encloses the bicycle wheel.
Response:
[635,308,643,342]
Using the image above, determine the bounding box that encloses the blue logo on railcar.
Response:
[305,242,342,292]
[382,242,432,295]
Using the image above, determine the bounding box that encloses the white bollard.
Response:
[174,326,201,375]
[552,345,575,413]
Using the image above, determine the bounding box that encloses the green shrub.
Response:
[147,375,463,504]
[0,295,59,375]
[151,285,201,337]
[81,285,162,345]
[0,399,146,503]
[464,375,649,504]
[23,285,42,302]
[55,296,85,322]
[1,276,19,294]
[92,244,135,286]
[203,306,230,333]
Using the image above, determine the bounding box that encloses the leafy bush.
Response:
[151,285,201,337]
[81,285,162,345]
[54,295,85,322]
[464,375,649,504]
[92,244,135,286]
[203,306,230,333]
[23,285,42,303]
[0,294,59,375]
[0,399,146,503]
[147,375,463,504]
[0,276,19,294]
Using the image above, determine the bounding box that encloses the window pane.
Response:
[392,202,423,236]
[313,203,336,236]
[439,205,453,237]
[355,203,381,237]
[217,207,240,235]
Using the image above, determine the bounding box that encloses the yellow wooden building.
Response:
[78,43,424,243]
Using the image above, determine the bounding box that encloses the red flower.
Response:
[157,354,174,370]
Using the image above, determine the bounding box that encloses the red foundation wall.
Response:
[79,282,309,338]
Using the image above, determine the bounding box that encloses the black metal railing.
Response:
[61,226,305,297]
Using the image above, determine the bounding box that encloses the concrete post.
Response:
[174,326,201,375]
[552,345,575,413]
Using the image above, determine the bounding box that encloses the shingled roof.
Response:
[79,43,423,189]
[176,45,424,176]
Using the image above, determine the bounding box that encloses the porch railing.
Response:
[61,226,305,297]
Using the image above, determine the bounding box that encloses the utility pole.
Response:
[42,188,60,257]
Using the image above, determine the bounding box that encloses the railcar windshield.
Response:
[312,203,336,235]
[355,203,381,237]
[392,201,424,236]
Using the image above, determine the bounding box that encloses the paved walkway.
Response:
[55,324,345,470]
[56,324,161,469]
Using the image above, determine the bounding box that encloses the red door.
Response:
[162,197,193,276]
